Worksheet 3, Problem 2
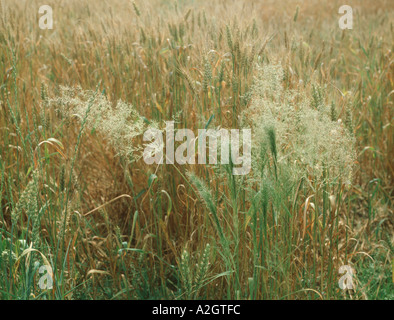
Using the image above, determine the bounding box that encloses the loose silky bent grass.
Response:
[0,0,392,300]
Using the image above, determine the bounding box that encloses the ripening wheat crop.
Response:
[0,0,392,300]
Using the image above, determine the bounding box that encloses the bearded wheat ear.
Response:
[0,0,7,28]
[29,172,40,248]
[132,1,141,17]
[180,249,193,298]
[58,201,72,242]
[226,25,233,52]
[194,243,211,298]
[179,68,197,97]
[330,102,337,121]
[202,58,212,94]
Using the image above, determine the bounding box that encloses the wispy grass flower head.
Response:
[244,64,355,184]
[50,86,147,160]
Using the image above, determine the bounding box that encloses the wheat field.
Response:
[0,0,393,300]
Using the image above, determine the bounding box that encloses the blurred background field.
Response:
[0,0,392,299]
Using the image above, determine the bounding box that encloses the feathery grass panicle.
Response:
[11,171,39,232]
[0,0,391,301]
[245,64,356,184]
[50,86,147,160]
